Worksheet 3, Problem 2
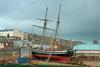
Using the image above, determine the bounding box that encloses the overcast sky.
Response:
[0,0,100,41]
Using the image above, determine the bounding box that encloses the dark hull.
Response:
[32,50,74,63]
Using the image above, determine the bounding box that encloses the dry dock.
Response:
[29,60,87,67]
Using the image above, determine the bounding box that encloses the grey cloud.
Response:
[0,0,100,40]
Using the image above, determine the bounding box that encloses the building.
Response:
[0,29,23,40]
[0,37,13,48]
[72,43,100,66]
[13,40,33,48]
[23,32,29,40]
[73,43,100,57]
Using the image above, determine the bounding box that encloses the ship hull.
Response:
[32,50,74,63]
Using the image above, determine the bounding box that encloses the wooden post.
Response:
[18,47,21,64]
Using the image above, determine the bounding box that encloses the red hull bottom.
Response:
[32,54,71,63]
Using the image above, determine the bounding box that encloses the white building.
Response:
[0,29,24,40]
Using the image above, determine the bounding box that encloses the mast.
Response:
[43,7,48,37]
[32,6,55,44]
[36,7,48,37]
[54,4,62,50]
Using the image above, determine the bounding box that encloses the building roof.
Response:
[73,44,100,51]
[0,29,14,32]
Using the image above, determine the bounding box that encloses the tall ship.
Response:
[31,4,74,63]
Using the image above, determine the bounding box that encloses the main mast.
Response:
[54,4,62,50]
